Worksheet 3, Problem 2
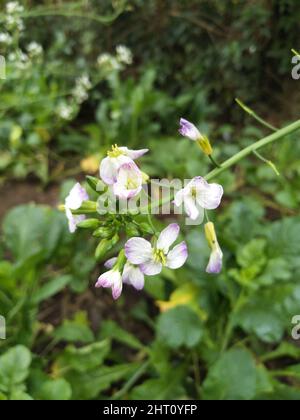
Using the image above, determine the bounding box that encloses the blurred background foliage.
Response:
[0,0,300,400]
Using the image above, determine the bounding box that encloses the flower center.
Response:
[153,249,166,265]
[126,178,139,190]
[107,144,123,158]
[191,187,197,199]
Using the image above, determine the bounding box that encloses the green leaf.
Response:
[234,302,285,344]
[31,275,72,304]
[2,204,66,264]
[157,306,204,349]
[53,311,94,343]
[0,346,32,392]
[56,340,111,373]
[35,379,72,401]
[66,363,140,400]
[130,368,186,400]
[100,320,144,350]
[202,348,257,400]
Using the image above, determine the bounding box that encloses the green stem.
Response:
[205,119,300,182]
[112,360,150,400]
[235,98,277,132]
[139,119,300,213]
[209,154,221,168]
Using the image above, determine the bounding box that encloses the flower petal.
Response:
[157,223,180,253]
[104,257,118,270]
[95,269,118,288]
[125,237,153,264]
[140,260,162,276]
[113,161,143,199]
[100,155,132,185]
[193,177,223,210]
[119,147,149,160]
[166,241,188,269]
[206,246,223,274]
[65,183,89,210]
[65,208,85,233]
[184,196,200,221]
[179,118,201,141]
[112,276,123,300]
[123,264,145,290]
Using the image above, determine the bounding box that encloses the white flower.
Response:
[6,1,24,14]
[0,33,12,45]
[95,269,123,300]
[100,145,148,185]
[27,42,43,57]
[113,161,143,199]
[205,222,223,274]
[72,75,92,104]
[125,224,188,276]
[57,103,74,120]
[116,45,133,65]
[65,183,89,233]
[174,177,223,221]
[105,257,145,291]
[97,53,121,71]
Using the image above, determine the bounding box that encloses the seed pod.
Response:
[77,219,100,229]
[86,176,107,194]
[125,223,140,237]
[110,233,120,247]
[95,239,113,261]
[139,222,154,235]
[93,226,115,239]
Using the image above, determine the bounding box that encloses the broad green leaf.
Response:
[202,348,257,400]
[53,311,94,343]
[3,204,66,264]
[157,306,204,349]
[0,346,32,392]
[35,378,72,401]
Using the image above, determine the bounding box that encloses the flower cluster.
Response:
[63,118,224,300]
[97,45,133,72]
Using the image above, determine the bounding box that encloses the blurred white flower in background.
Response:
[27,42,43,57]
[57,103,74,120]
[72,74,92,104]
[0,33,13,45]
[116,45,133,65]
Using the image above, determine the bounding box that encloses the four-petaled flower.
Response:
[100,145,148,185]
[205,222,223,274]
[65,183,89,233]
[174,176,223,221]
[125,224,188,276]
[113,161,143,199]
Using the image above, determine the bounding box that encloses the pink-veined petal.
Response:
[140,259,162,276]
[119,147,149,160]
[95,269,120,288]
[184,196,200,221]
[166,241,188,269]
[179,118,201,141]
[125,237,153,264]
[193,177,223,210]
[104,257,118,270]
[206,246,223,274]
[125,265,145,290]
[65,183,89,210]
[157,223,180,253]
[100,155,132,185]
